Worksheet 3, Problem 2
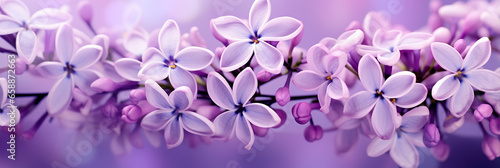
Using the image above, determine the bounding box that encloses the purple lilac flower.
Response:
[344,55,427,139]
[140,80,215,149]
[367,106,429,168]
[0,0,71,63]
[211,0,303,73]
[207,68,280,149]
[138,20,214,96]
[431,37,500,117]
[0,78,20,126]
[36,24,103,115]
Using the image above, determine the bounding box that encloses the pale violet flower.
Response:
[431,37,500,117]
[0,0,71,63]
[207,68,280,149]
[36,24,103,115]
[0,78,20,126]
[367,106,429,168]
[211,0,303,73]
[141,80,215,149]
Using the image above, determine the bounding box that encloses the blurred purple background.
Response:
[1,0,500,167]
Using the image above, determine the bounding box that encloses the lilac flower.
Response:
[36,24,103,115]
[0,78,20,126]
[357,30,434,66]
[138,20,214,96]
[431,37,500,117]
[207,68,280,149]
[344,55,427,139]
[141,80,215,149]
[0,0,71,63]
[211,0,303,73]
[367,106,429,168]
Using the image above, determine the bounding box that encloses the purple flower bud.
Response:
[78,1,93,23]
[304,125,323,142]
[251,124,269,137]
[273,109,287,128]
[196,106,221,121]
[292,102,312,125]
[15,58,26,75]
[423,123,441,148]
[102,101,119,118]
[461,12,481,35]
[256,70,273,82]
[432,27,451,43]
[474,104,493,122]
[489,118,500,135]
[482,133,500,160]
[91,78,119,93]
[275,87,290,106]
[453,39,467,54]
[129,88,146,104]
[431,141,450,161]
[121,105,143,123]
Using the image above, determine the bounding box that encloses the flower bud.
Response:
[273,109,287,128]
[102,100,119,118]
[129,88,146,104]
[15,58,26,75]
[432,27,451,43]
[474,104,493,122]
[78,1,93,23]
[304,125,323,142]
[275,87,290,106]
[91,78,119,93]
[431,141,450,161]
[121,105,143,123]
[423,123,441,148]
[251,124,269,137]
[482,133,500,160]
[453,39,467,54]
[256,70,273,82]
[489,118,500,135]
[292,102,312,125]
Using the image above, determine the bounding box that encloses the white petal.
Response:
[141,47,167,66]
[145,79,172,109]
[36,61,65,78]
[367,133,396,157]
[381,71,416,98]
[254,42,284,74]
[243,103,280,128]
[465,69,500,92]
[29,8,71,29]
[326,77,349,99]
[258,17,303,41]
[206,72,237,109]
[158,20,180,57]
[431,74,460,101]
[233,68,257,105]
[390,135,419,168]
[249,0,270,32]
[463,37,491,71]
[291,70,326,91]
[71,45,102,69]
[220,40,254,72]
[123,30,148,56]
[306,44,330,73]
[167,86,193,111]
[138,62,170,81]
[73,69,100,95]
[114,58,141,81]
[141,109,175,131]
[395,83,428,108]
[16,29,37,64]
[358,55,384,92]
[211,16,253,41]
[180,111,215,136]
[431,42,462,72]
[213,111,237,139]
[55,24,74,63]
[400,106,429,132]
[344,91,378,118]
[235,115,255,150]
[164,117,184,149]
[47,77,74,115]
[397,32,434,50]
[447,82,473,118]
[0,15,21,35]
[175,47,214,71]
[372,98,397,139]
[0,0,30,21]
[169,67,197,97]
[377,49,400,66]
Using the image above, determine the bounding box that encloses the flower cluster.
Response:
[1,0,500,167]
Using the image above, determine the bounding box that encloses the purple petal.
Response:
[447,82,473,117]
[254,41,284,74]
[213,111,237,139]
[212,16,253,41]
[326,77,349,99]
[431,42,462,72]
[123,30,148,56]
[371,98,397,139]
[47,77,74,115]
[463,37,491,71]
[29,8,71,29]
[71,45,102,69]
[92,35,110,61]
[465,69,500,92]
[377,49,400,66]
[431,74,460,100]
[220,40,254,72]
[233,68,257,105]
[16,29,37,64]
[158,20,180,57]
[249,0,270,32]
[243,103,280,127]
[114,58,141,81]
[207,72,237,109]
[167,86,193,111]
[366,133,396,157]
[0,0,30,21]
[400,106,429,132]
[141,109,175,131]
[397,32,434,50]
[442,115,464,133]
[335,29,364,50]
[36,61,65,78]
[235,115,255,150]
[317,83,331,114]
[180,111,215,136]
[362,11,390,38]
[372,30,401,50]
[138,62,170,81]
[318,37,336,49]
[55,24,73,63]
[175,47,214,71]
[306,44,330,73]
[359,55,384,91]
[390,135,418,168]
[169,67,197,97]
[334,129,358,154]
[356,45,380,57]
[395,83,428,108]
[0,15,21,34]
[164,117,184,149]
[73,69,100,95]
[292,70,326,91]
[142,47,167,66]
[259,17,303,41]
[344,91,378,118]
[381,71,416,98]
[323,51,347,76]
[145,79,172,109]
[405,132,425,148]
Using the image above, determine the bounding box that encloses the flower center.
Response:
[454,70,466,78]
[390,98,396,103]
[375,89,384,98]
[253,39,259,44]
[326,76,332,80]
[63,62,76,78]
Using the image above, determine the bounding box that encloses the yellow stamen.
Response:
[254,39,259,44]
[391,98,396,103]
[445,115,454,120]
[170,65,176,69]
[376,90,381,95]
[326,76,332,80]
